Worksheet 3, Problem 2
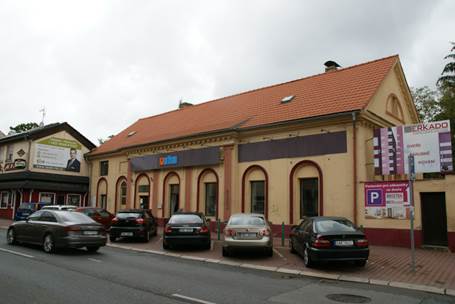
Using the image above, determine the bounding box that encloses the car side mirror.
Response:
[25,217,30,222]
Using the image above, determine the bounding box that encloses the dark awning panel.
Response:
[0,180,88,192]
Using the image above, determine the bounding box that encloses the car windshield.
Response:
[57,212,96,224]
[315,219,357,233]
[117,212,141,219]
[168,214,203,224]
[229,215,265,226]
[18,203,34,209]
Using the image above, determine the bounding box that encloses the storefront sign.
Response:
[374,120,453,175]
[33,137,82,172]
[159,155,178,166]
[364,181,410,220]
[2,159,27,171]
[131,146,220,171]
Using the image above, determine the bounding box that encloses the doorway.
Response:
[421,192,448,247]
[139,195,150,210]
[169,184,180,216]
[300,178,319,218]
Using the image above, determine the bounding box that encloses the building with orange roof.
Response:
[87,56,455,251]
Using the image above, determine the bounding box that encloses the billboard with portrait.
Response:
[373,120,453,175]
[33,137,82,172]
[364,181,411,220]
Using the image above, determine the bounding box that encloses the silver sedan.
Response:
[222,213,273,257]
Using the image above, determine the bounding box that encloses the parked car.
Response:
[222,213,273,257]
[7,210,107,253]
[41,205,78,211]
[289,216,369,267]
[109,209,157,242]
[14,203,39,221]
[76,207,115,229]
[163,212,211,250]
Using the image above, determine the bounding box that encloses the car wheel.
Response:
[290,240,296,254]
[163,241,170,250]
[43,234,55,254]
[355,260,367,267]
[109,236,117,243]
[265,247,273,257]
[204,240,211,250]
[222,246,230,257]
[7,228,17,245]
[303,246,314,268]
[86,246,100,253]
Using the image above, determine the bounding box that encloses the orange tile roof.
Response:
[91,55,398,156]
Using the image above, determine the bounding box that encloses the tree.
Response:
[9,122,39,134]
[437,42,455,89]
[98,135,115,145]
[411,86,440,122]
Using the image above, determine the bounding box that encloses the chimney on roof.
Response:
[178,99,193,109]
[324,60,341,72]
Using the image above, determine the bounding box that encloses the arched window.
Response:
[241,165,268,218]
[386,94,404,122]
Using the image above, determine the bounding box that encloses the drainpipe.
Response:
[352,112,358,225]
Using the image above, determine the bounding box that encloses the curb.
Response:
[106,243,455,297]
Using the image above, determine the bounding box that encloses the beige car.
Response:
[222,213,273,257]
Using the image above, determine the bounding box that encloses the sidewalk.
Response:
[1,219,454,295]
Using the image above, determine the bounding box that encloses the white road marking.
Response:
[0,247,34,258]
[171,293,216,304]
[273,248,284,259]
[88,258,102,263]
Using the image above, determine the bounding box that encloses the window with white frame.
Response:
[67,194,81,206]
[39,192,55,205]
[6,145,13,162]
[0,146,4,163]
[0,191,10,209]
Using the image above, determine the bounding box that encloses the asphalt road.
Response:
[0,230,453,304]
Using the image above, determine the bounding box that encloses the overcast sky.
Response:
[0,0,453,144]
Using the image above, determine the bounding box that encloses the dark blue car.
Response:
[14,202,50,221]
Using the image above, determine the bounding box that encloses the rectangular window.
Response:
[205,183,217,217]
[6,145,13,162]
[0,191,9,209]
[250,181,265,214]
[300,178,319,218]
[138,185,150,193]
[0,146,4,163]
[100,194,107,209]
[39,192,55,205]
[100,161,109,176]
[67,194,81,206]
[121,183,127,205]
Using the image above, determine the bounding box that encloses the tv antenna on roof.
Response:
[39,107,46,127]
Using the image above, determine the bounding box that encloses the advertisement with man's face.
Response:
[33,137,82,172]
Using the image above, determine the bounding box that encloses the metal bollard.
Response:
[281,222,285,247]
[217,219,221,241]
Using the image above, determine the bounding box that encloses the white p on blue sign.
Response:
[366,189,383,206]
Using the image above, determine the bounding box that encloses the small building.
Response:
[0,123,96,219]
[87,55,455,251]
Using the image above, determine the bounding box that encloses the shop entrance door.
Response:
[169,184,179,216]
[421,192,448,247]
[139,196,150,210]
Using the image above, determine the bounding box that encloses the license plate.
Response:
[121,232,134,236]
[335,240,353,246]
[179,228,193,233]
[239,232,257,239]
[83,231,98,235]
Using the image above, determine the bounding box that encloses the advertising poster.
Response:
[373,120,453,175]
[364,181,410,220]
[33,137,82,172]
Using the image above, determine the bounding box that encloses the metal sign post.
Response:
[408,154,416,272]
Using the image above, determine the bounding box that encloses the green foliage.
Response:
[437,42,455,89]
[9,122,39,134]
[98,135,115,145]
[411,86,440,122]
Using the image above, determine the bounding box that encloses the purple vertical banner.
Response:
[380,128,390,175]
[396,126,405,174]
[439,132,453,172]
[374,129,382,175]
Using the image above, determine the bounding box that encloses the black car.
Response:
[7,210,107,253]
[289,216,369,267]
[109,209,157,242]
[163,212,211,250]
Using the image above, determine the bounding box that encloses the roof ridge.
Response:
[136,54,399,122]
